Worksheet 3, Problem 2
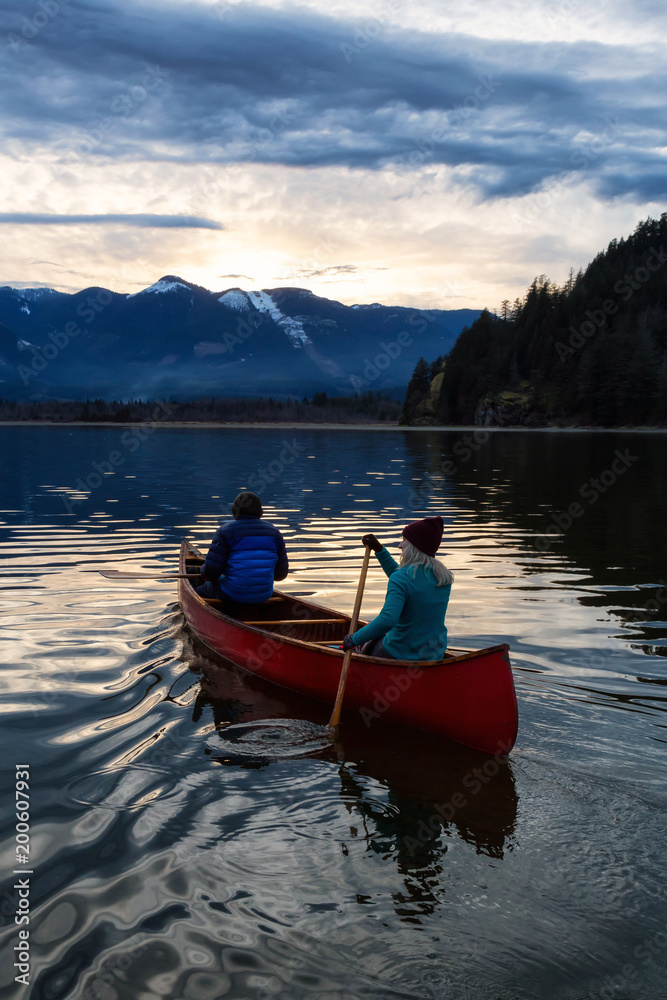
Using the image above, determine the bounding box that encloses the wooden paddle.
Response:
[95,570,202,580]
[95,541,207,580]
[328,544,372,729]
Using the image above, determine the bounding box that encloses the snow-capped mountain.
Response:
[127,278,194,298]
[0,276,481,400]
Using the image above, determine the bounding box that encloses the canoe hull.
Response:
[178,541,518,755]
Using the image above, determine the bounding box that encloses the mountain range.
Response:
[0,277,480,400]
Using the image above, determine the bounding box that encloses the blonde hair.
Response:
[400,540,454,587]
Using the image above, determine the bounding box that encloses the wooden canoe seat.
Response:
[239,617,346,626]
[255,620,351,642]
[197,595,283,606]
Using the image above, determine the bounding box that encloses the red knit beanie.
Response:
[402,516,444,557]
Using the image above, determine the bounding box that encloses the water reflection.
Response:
[2,426,667,1000]
[191,633,518,876]
[402,429,667,645]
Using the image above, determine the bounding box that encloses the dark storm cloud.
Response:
[2,0,665,201]
[0,213,223,229]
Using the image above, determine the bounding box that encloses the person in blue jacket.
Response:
[342,516,453,660]
[196,491,289,608]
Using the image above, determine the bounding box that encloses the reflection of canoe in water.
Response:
[184,634,519,861]
[179,540,519,755]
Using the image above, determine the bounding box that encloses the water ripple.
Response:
[207,718,335,764]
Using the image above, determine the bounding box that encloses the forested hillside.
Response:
[403,215,667,427]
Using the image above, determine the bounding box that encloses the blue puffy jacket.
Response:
[200,515,289,603]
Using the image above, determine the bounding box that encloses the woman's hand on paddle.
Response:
[342,635,357,651]
[361,533,382,553]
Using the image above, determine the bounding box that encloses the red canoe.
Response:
[178,540,519,755]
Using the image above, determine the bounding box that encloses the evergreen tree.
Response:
[401,358,432,422]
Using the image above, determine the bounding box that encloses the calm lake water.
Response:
[1,425,666,1000]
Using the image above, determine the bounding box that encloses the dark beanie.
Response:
[402,516,444,557]
[232,491,263,519]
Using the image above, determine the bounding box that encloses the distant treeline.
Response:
[403,214,667,427]
[0,390,402,424]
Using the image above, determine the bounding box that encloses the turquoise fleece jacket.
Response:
[351,547,451,660]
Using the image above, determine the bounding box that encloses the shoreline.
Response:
[0,420,666,432]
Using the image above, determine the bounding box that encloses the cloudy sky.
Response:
[1,0,666,308]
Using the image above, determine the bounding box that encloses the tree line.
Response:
[403,214,667,426]
[0,391,402,424]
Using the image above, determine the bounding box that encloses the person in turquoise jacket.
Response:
[342,516,453,660]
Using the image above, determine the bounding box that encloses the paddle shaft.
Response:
[328,545,372,729]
